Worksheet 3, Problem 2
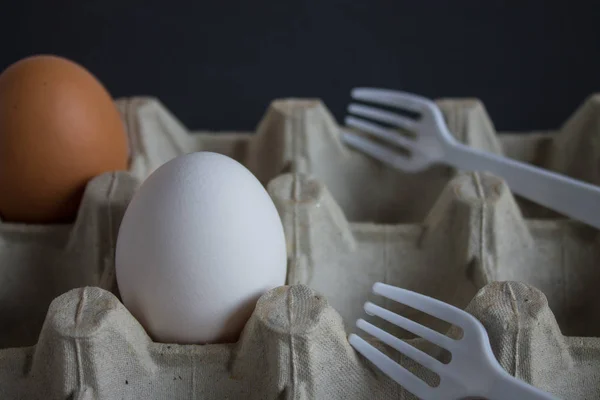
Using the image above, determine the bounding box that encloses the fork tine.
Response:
[347,104,417,132]
[365,302,457,351]
[351,88,433,114]
[345,116,416,150]
[349,333,433,399]
[356,319,444,375]
[373,283,475,333]
[341,130,418,171]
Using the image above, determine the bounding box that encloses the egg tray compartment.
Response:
[1,95,600,399]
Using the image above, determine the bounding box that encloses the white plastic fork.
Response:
[341,88,600,230]
[348,283,558,400]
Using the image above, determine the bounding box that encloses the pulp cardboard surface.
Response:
[1,95,599,399]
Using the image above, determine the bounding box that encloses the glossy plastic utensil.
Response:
[341,88,600,230]
[349,283,559,400]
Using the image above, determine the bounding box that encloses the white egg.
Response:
[115,152,287,344]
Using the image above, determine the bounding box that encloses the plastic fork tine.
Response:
[351,88,432,114]
[341,130,418,172]
[373,283,475,330]
[345,116,416,150]
[348,334,433,399]
[347,103,418,132]
[364,302,456,351]
[356,319,444,374]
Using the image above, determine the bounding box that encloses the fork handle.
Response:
[444,142,600,230]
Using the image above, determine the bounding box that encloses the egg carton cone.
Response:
[1,94,599,399]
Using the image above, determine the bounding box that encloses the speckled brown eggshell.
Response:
[0,55,129,224]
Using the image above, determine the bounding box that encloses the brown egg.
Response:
[0,55,129,224]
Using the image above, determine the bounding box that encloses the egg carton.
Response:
[1,94,600,399]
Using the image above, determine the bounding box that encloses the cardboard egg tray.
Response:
[1,94,600,399]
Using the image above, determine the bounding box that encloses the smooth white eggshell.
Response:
[115,152,287,344]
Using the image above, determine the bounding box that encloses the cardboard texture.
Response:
[1,95,599,399]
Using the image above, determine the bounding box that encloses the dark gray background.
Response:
[2,1,598,132]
